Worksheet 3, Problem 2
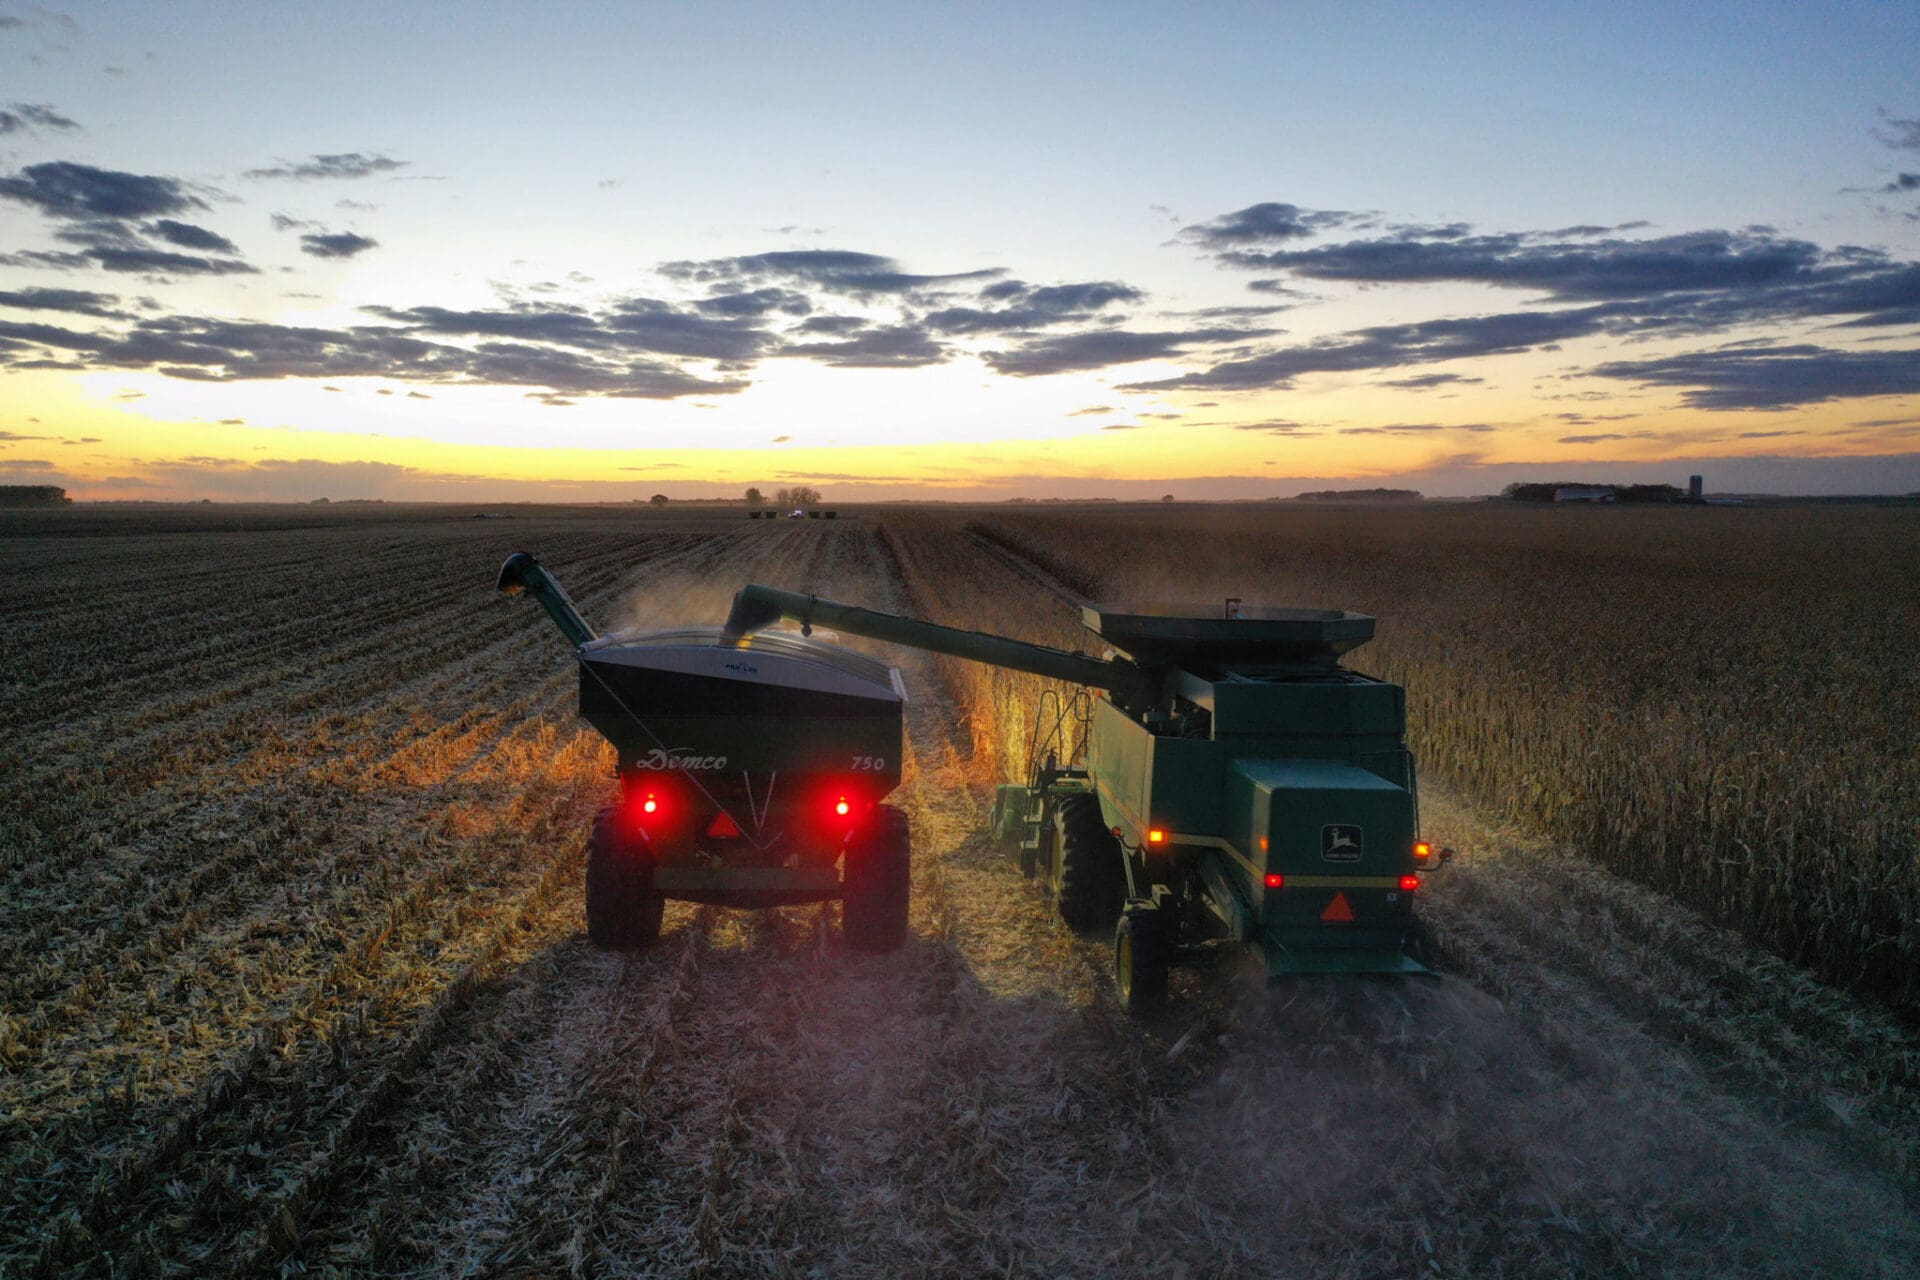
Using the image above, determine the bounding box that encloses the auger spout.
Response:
[497,551,597,647]
[722,583,1156,711]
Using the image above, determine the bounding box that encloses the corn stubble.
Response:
[1,502,1916,1279]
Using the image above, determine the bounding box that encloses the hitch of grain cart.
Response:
[723,583,1447,1016]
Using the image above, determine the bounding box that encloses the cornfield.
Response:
[2,501,1916,1279]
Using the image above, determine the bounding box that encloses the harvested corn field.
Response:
[3,502,1918,1279]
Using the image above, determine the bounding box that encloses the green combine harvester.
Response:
[500,552,1446,1013]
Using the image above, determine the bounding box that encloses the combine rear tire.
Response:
[1054,793,1124,934]
[844,803,911,952]
[1114,903,1171,1016]
[585,806,663,949]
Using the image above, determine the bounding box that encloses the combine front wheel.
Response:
[1054,794,1124,934]
[844,803,911,952]
[1114,904,1171,1016]
[585,806,663,949]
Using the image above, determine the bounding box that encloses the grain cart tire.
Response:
[585,806,664,950]
[1054,793,1124,934]
[844,803,911,952]
[1114,904,1171,1016]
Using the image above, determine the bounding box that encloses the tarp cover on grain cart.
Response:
[578,627,904,788]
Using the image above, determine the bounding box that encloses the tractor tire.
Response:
[585,806,663,950]
[844,803,911,952]
[1053,793,1124,934]
[1114,903,1172,1016]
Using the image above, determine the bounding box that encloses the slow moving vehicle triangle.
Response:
[1320,891,1356,923]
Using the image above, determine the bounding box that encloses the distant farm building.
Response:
[1554,487,1617,504]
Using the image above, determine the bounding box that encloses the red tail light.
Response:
[1399,874,1420,892]
[1264,872,1284,889]
[640,793,659,815]
[834,797,851,817]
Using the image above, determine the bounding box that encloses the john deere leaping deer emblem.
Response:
[1322,825,1363,862]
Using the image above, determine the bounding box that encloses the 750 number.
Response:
[850,756,887,771]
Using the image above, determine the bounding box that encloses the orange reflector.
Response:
[641,795,658,815]
[1264,872,1284,889]
[706,812,741,838]
[1413,841,1431,862]
[1399,874,1420,892]
[1320,892,1355,923]
[1147,829,1165,844]
[834,797,851,817]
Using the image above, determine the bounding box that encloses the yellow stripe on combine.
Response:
[1284,875,1402,889]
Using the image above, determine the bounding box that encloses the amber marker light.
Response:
[1147,829,1165,844]
[1413,841,1431,863]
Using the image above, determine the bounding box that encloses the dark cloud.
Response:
[791,314,866,336]
[780,323,945,368]
[0,161,202,221]
[299,231,378,259]
[1223,227,1825,300]
[1883,173,1920,194]
[0,430,54,440]
[1183,303,1293,320]
[923,280,1145,335]
[1246,279,1310,297]
[1558,432,1658,444]
[1589,344,1920,410]
[1068,405,1113,416]
[270,212,319,231]
[243,152,409,181]
[1875,112,1920,153]
[660,249,1003,298]
[85,246,256,275]
[1381,372,1484,389]
[1338,422,1495,435]
[0,286,124,318]
[1180,202,1354,247]
[1231,420,1315,434]
[0,312,750,401]
[604,298,781,361]
[985,325,1273,377]
[692,287,812,318]
[143,219,236,253]
[1202,216,1920,331]
[0,102,78,134]
[372,297,784,364]
[1125,307,1620,393]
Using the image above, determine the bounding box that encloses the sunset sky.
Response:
[3,1,1918,501]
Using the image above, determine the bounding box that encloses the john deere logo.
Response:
[1321,824,1363,862]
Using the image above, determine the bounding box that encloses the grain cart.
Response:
[722,586,1448,1014]
[497,552,910,952]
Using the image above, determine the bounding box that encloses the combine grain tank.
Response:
[497,552,909,951]
[722,585,1450,1014]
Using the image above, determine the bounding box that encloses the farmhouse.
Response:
[1554,486,1617,503]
